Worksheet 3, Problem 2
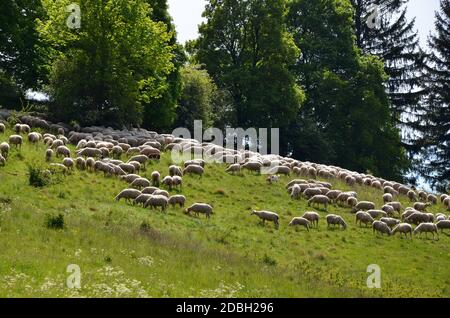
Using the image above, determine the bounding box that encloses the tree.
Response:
[287,0,409,180]
[351,0,425,153]
[193,0,304,151]
[142,0,185,131]
[38,0,175,127]
[417,0,450,191]
[0,0,46,107]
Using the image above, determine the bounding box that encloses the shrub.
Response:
[28,165,50,188]
[45,213,65,230]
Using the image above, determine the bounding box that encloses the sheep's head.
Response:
[250,210,256,216]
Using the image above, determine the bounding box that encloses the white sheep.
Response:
[372,221,392,236]
[151,171,161,186]
[115,189,142,203]
[121,174,141,184]
[414,223,439,240]
[347,197,358,208]
[326,214,347,230]
[75,157,86,170]
[392,223,413,238]
[169,165,183,177]
[0,154,5,166]
[9,135,23,148]
[407,190,417,202]
[302,211,320,228]
[387,201,402,213]
[142,186,159,195]
[366,209,387,219]
[225,163,241,174]
[0,142,10,159]
[383,193,393,203]
[56,145,71,158]
[290,184,302,200]
[381,204,396,217]
[145,195,169,212]
[250,210,279,229]
[289,217,311,231]
[380,217,400,228]
[168,195,186,208]
[355,211,374,227]
[153,189,170,198]
[183,164,204,176]
[133,194,153,207]
[172,176,182,190]
[413,202,431,212]
[77,148,103,158]
[131,178,151,189]
[185,203,214,219]
[0,123,5,133]
[62,157,74,170]
[162,176,174,190]
[308,195,330,210]
[354,201,375,212]
[436,220,450,233]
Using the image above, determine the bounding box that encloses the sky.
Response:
[168,0,442,46]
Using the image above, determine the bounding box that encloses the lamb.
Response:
[250,210,279,228]
[266,175,280,184]
[145,195,169,212]
[326,214,347,230]
[307,195,330,210]
[290,184,302,200]
[355,211,374,227]
[413,202,431,212]
[115,189,142,203]
[407,190,417,202]
[353,201,376,212]
[168,195,186,208]
[436,220,450,233]
[131,178,151,189]
[413,223,439,240]
[302,212,320,228]
[151,171,161,186]
[0,142,10,159]
[169,165,183,177]
[133,194,153,207]
[380,217,400,228]
[62,158,74,170]
[383,193,393,203]
[366,209,387,219]
[183,164,204,176]
[56,145,71,158]
[392,223,413,238]
[142,187,159,195]
[162,176,174,190]
[225,163,241,174]
[372,221,392,236]
[9,135,23,148]
[289,217,311,231]
[185,203,214,219]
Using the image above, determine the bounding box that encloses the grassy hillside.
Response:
[0,128,449,298]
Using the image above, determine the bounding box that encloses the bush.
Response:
[45,213,65,230]
[28,165,50,188]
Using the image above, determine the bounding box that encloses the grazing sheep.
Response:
[414,223,439,240]
[325,190,342,203]
[302,212,320,228]
[336,192,356,206]
[0,123,5,133]
[250,210,279,228]
[372,221,392,236]
[111,146,123,159]
[381,204,396,217]
[142,187,159,195]
[0,142,10,159]
[380,217,400,228]
[86,157,95,171]
[128,155,149,167]
[307,195,330,210]
[269,166,291,176]
[56,145,71,158]
[355,211,374,227]
[436,220,450,233]
[75,157,86,170]
[133,194,153,207]
[62,158,74,170]
[168,195,186,208]
[266,175,280,184]
[366,209,387,219]
[326,214,347,230]
[28,132,40,144]
[50,139,64,150]
[151,171,161,186]
[169,165,183,177]
[383,193,393,203]
[435,213,446,222]
[162,176,174,190]
[387,201,402,213]
[241,161,262,174]
[290,184,302,200]
[347,197,358,208]
[413,202,431,212]
[407,190,417,202]
[145,195,169,212]
[172,176,183,190]
[183,164,204,176]
[303,188,322,199]
[427,194,438,205]
[153,189,170,198]
[20,124,30,134]
[185,203,214,219]
[115,189,142,203]
[353,201,376,212]
[77,148,103,158]
[45,149,54,162]
[131,178,151,189]
[418,191,428,202]
[0,154,5,166]
[440,194,448,203]
[405,212,432,225]
[118,163,135,174]
[121,174,141,184]
[289,217,311,231]
[9,135,23,148]
[225,163,241,174]
[392,223,413,238]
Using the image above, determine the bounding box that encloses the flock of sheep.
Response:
[0,112,449,240]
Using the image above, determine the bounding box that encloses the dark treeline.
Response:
[0,0,448,190]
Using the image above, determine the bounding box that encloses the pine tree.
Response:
[418,0,450,191]
[351,0,425,152]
